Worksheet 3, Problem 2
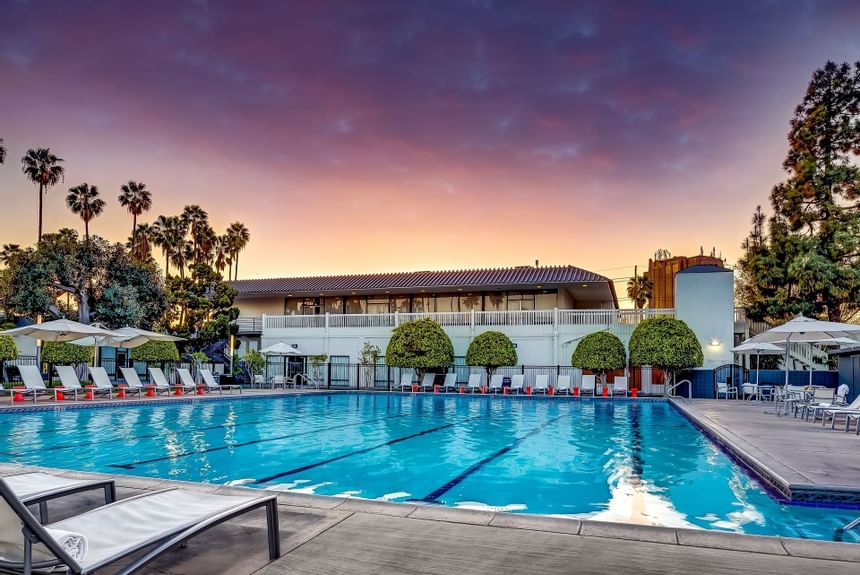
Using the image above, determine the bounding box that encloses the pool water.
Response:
[0,393,855,541]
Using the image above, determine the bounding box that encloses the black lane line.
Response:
[252,416,482,485]
[0,398,288,444]
[108,413,410,469]
[419,413,568,503]
[0,405,313,457]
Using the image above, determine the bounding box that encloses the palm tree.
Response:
[181,205,208,258]
[214,234,230,277]
[66,183,106,241]
[151,215,185,278]
[118,181,152,247]
[627,274,653,310]
[128,223,155,262]
[0,138,6,164]
[226,222,250,280]
[21,148,65,242]
[194,223,217,265]
[0,244,21,266]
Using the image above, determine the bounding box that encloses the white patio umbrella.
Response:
[71,327,185,369]
[260,342,302,355]
[749,315,860,386]
[731,341,784,385]
[0,319,120,366]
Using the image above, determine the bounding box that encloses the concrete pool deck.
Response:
[671,398,860,504]
[1,462,860,574]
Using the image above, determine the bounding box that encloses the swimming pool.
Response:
[0,393,855,541]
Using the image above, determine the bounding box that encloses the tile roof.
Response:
[231,265,611,296]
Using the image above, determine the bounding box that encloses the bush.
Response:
[386,318,454,381]
[571,331,626,384]
[41,341,93,364]
[0,336,17,361]
[131,340,180,363]
[629,317,703,384]
[243,349,266,376]
[466,331,517,376]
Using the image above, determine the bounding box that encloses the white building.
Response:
[231,264,735,379]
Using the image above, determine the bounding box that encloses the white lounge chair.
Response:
[466,373,482,393]
[533,374,549,394]
[820,394,860,428]
[440,373,457,392]
[581,375,596,396]
[556,375,571,395]
[175,368,200,393]
[12,365,76,403]
[612,376,629,397]
[510,374,524,394]
[120,367,165,396]
[3,472,115,523]
[0,479,281,575]
[419,373,435,392]
[87,367,121,399]
[253,374,266,389]
[199,369,242,394]
[56,366,106,400]
[147,367,175,394]
[794,386,837,419]
[398,370,414,391]
[716,381,738,400]
[489,374,504,393]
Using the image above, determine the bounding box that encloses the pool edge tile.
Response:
[408,505,496,526]
[489,512,582,535]
[677,528,787,555]
[579,519,678,544]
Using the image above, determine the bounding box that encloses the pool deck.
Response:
[671,398,860,504]
[2,462,860,574]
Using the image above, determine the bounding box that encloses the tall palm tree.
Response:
[21,148,65,242]
[0,138,6,164]
[214,234,230,277]
[626,274,653,310]
[181,205,208,258]
[194,223,217,266]
[151,215,185,278]
[66,183,105,241]
[118,181,152,248]
[128,223,155,262]
[226,222,250,280]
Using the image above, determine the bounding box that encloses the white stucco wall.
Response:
[674,269,734,369]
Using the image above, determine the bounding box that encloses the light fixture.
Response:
[581,284,588,288]
[709,338,722,347]
[536,285,542,289]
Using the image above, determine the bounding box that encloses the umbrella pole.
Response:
[756,352,760,385]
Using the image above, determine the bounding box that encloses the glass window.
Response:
[284,298,302,315]
[536,290,557,310]
[367,296,389,314]
[390,296,410,313]
[507,292,535,311]
[459,293,482,311]
[300,298,320,314]
[346,296,366,314]
[324,297,344,314]
[411,296,432,313]
[435,296,456,312]
[484,293,505,311]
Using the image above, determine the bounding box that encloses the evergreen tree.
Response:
[737,62,860,322]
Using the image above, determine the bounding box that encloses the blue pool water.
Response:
[0,393,855,541]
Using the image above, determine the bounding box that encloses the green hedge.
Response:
[131,341,180,362]
[41,341,93,364]
[0,336,17,361]
[466,331,517,374]
[571,331,626,374]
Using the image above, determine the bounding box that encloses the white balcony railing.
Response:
[260,308,675,332]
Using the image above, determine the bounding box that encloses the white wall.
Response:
[674,270,734,369]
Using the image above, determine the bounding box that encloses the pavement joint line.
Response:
[274,509,357,559]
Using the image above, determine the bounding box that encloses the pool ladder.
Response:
[835,516,860,541]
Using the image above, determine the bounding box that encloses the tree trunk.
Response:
[131,213,137,249]
[164,254,170,278]
[234,252,239,280]
[38,182,44,242]
[78,287,91,324]
[84,219,89,242]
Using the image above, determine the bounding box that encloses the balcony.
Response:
[240,308,675,334]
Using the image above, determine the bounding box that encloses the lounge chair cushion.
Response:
[4,473,95,502]
[48,489,260,570]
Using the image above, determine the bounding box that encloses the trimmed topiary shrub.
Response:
[466,331,517,377]
[386,318,454,382]
[131,340,180,363]
[629,317,703,386]
[571,331,626,385]
[0,336,17,362]
[41,341,93,364]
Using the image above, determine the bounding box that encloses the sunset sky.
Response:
[1,1,859,301]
